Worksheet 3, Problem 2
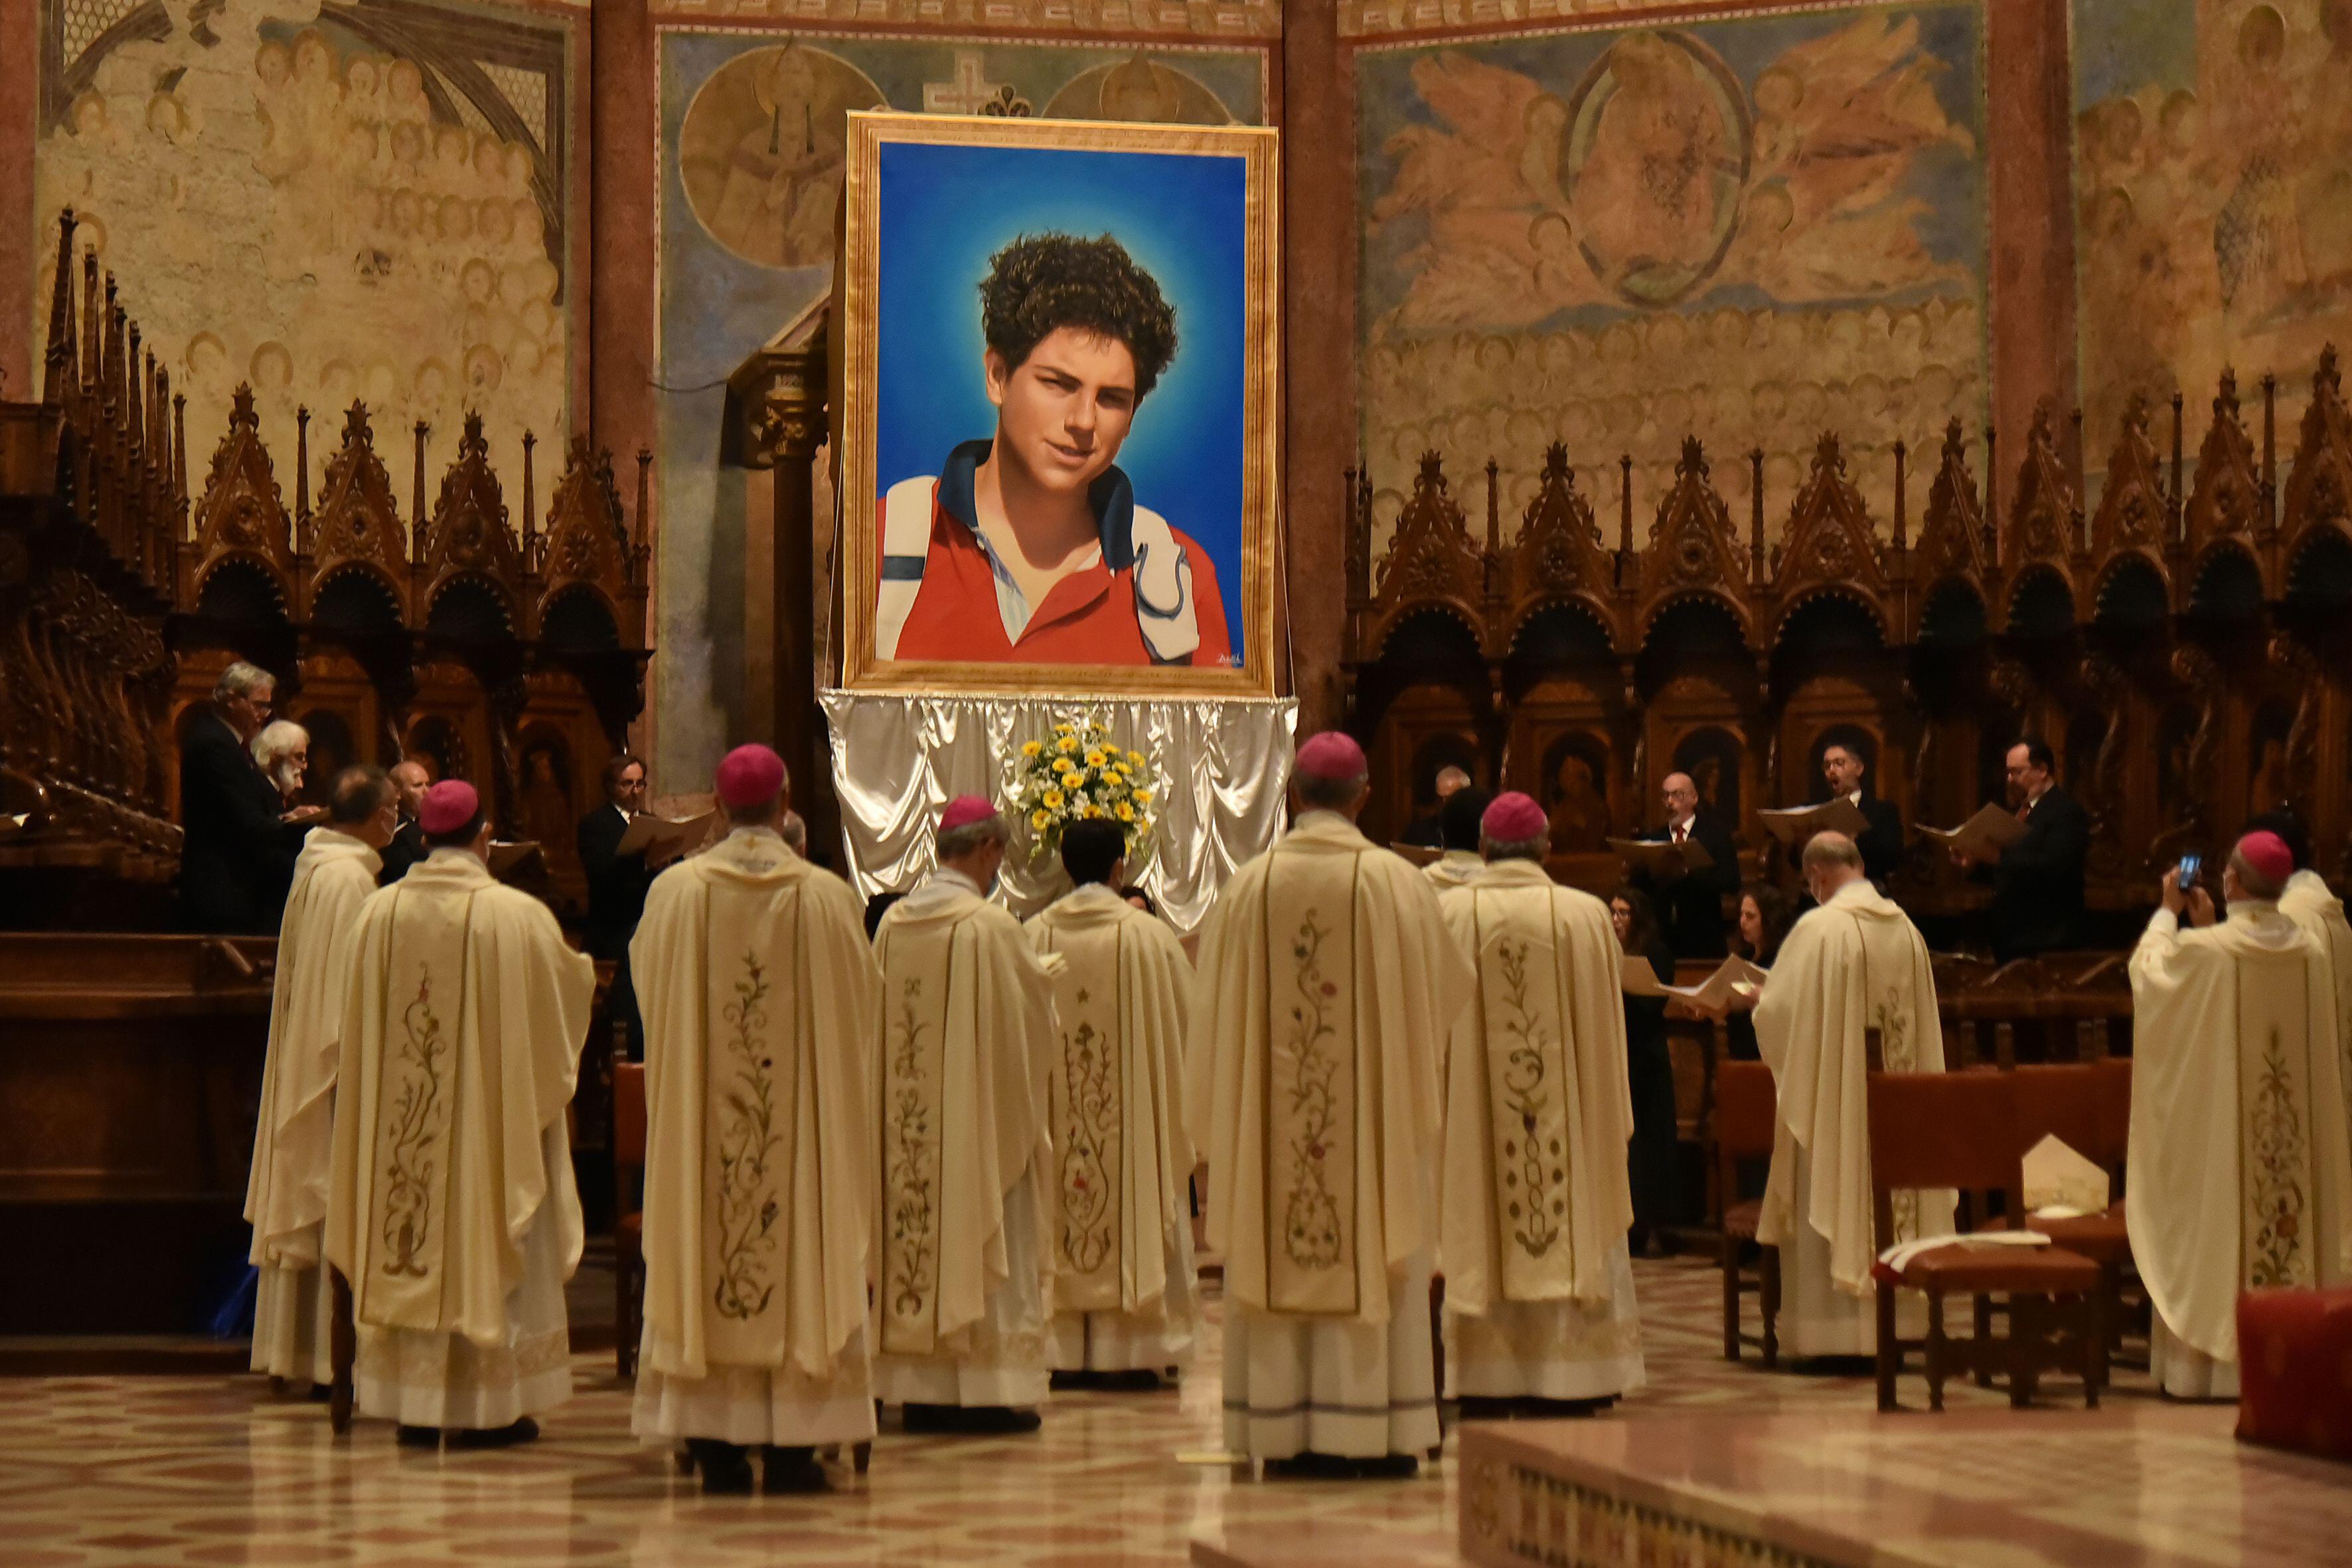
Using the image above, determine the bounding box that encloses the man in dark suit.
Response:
[1822,741,1905,888]
[377,759,430,884]
[177,661,320,933]
[1958,738,2089,961]
[1399,764,1470,848]
[578,753,680,1060]
[1631,770,1741,959]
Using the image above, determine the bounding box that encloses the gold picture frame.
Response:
[836,110,1281,698]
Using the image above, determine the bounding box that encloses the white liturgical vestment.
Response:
[2279,868,2352,1264]
[246,826,381,1385]
[1437,860,1645,1402]
[2128,901,2351,1398]
[870,868,1058,1409]
[629,827,882,1447]
[1424,850,1486,892]
[325,848,593,1429]
[1028,882,1198,1373]
[1186,810,1474,1459]
[1753,877,1954,1358]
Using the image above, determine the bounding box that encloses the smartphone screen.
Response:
[2178,854,2202,885]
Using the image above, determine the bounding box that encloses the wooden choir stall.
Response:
[0,214,652,1348]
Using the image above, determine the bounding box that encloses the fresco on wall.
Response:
[2074,0,2352,489]
[31,0,574,481]
[655,33,1267,783]
[1356,5,1986,552]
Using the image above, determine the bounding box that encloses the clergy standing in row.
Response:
[1753,832,1953,1360]
[870,797,1058,1432]
[1187,732,1473,1476]
[1423,786,1492,892]
[2128,830,2351,1399]
[246,765,400,1389]
[1439,793,1644,1417]
[630,746,881,1494]
[325,781,595,1447]
[1028,817,1198,1380]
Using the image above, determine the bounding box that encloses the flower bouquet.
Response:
[1011,716,1160,871]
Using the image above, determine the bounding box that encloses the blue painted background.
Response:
[873,138,1252,646]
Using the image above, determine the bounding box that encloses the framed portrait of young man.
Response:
[836,111,1281,698]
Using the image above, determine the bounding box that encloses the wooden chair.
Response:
[1868,1070,2103,1411]
[612,1059,647,1380]
[1713,1061,1781,1366]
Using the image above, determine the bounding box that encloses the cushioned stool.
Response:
[2236,1287,2352,1462]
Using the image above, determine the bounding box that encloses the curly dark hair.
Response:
[979,232,1178,398]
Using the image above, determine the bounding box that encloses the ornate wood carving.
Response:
[1772,431,1887,635]
[1502,442,1617,649]
[2005,400,2081,578]
[2282,345,2352,563]
[2185,370,2262,561]
[537,435,645,645]
[1635,437,1751,641]
[420,411,526,633]
[2088,392,2171,572]
[1367,451,1490,656]
[185,385,295,613]
[310,403,411,615]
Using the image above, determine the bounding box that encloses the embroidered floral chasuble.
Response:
[2129,903,2351,1366]
[1186,812,1474,1324]
[1437,863,1633,1316]
[872,874,1057,1359]
[325,850,593,1346]
[630,829,879,1381]
[1753,878,1954,1298]
[1028,884,1194,1318]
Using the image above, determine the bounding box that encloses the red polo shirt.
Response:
[882,442,1233,668]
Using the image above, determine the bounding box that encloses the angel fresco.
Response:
[1369,13,1976,333]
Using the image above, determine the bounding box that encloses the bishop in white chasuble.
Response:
[1423,785,1490,892]
[324,782,593,1443]
[1027,818,1197,1378]
[870,797,1059,1429]
[1186,733,1474,1471]
[628,747,881,1492]
[1437,793,1644,1411]
[2128,832,2352,1399]
[246,768,398,1387]
[1753,833,1955,1360]
[2270,821,2352,1265]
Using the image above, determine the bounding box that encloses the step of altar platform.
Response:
[1191,1522,1462,1567]
[1455,1407,2352,1567]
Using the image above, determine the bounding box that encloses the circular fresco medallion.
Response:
[678,45,886,271]
[1562,29,1752,309]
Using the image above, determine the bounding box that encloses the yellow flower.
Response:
[1030,809,1051,830]
[1055,722,1074,736]
[1104,767,1125,785]
[1058,736,1079,753]
[1134,788,1153,807]
[1115,802,1136,823]
[1053,756,1074,775]
[1127,749,1145,769]
[1044,789,1064,809]
[1084,804,1105,819]
[1085,749,1106,768]
[1022,740,1042,759]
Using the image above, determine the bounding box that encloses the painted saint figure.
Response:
[876,233,1232,668]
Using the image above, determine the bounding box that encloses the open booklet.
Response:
[1607,835,1711,875]
[615,809,718,859]
[1620,953,1765,1009]
[1918,803,2029,861]
[1755,796,1869,845]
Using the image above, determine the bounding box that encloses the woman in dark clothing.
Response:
[1612,886,1681,1257]
[1723,884,1798,1062]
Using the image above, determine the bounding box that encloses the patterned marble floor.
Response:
[0,1257,2145,1567]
